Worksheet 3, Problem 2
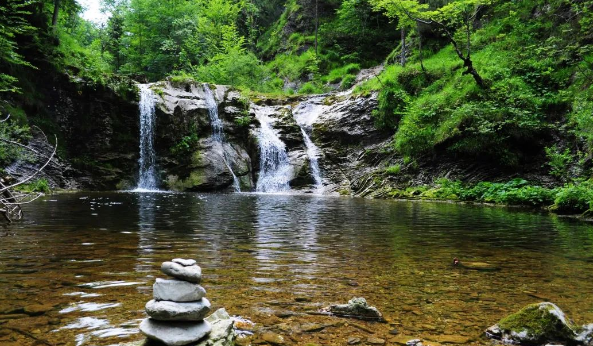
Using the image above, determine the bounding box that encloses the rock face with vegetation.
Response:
[2,0,593,213]
[486,302,592,345]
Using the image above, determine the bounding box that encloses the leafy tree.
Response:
[370,0,493,87]
[0,0,36,93]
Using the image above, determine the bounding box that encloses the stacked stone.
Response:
[140,258,212,346]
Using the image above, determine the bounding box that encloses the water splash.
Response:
[202,85,241,192]
[292,98,325,192]
[253,106,292,192]
[135,84,159,191]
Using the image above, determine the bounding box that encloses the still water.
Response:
[1,192,592,345]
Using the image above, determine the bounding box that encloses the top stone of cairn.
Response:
[173,258,196,267]
[161,260,202,283]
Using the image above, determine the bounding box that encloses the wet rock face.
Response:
[150,81,389,194]
[486,302,581,345]
[152,81,254,192]
[18,73,139,190]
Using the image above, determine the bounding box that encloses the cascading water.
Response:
[135,84,159,191]
[292,98,326,192]
[253,106,292,193]
[202,85,241,192]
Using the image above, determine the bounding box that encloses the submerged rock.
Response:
[486,302,581,345]
[328,297,384,321]
[153,278,206,302]
[146,299,211,321]
[161,261,202,283]
[139,319,211,346]
[458,261,500,271]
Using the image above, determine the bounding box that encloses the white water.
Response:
[135,84,159,191]
[202,85,241,192]
[292,98,325,192]
[253,105,292,193]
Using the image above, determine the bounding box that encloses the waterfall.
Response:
[135,84,159,191]
[202,85,241,192]
[292,98,325,192]
[300,129,323,191]
[253,106,292,193]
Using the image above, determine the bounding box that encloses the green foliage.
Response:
[372,80,410,130]
[0,0,36,93]
[545,145,573,178]
[384,164,401,175]
[15,179,51,194]
[0,106,31,166]
[171,132,200,158]
[234,115,252,127]
[552,181,593,214]
[298,82,324,94]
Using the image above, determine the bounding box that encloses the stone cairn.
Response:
[140,258,212,346]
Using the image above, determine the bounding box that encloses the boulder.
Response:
[153,278,206,302]
[161,261,202,283]
[196,308,236,346]
[146,299,211,321]
[139,318,211,346]
[485,302,580,345]
[328,297,384,321]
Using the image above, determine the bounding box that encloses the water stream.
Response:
[253,105,292,192]
[202,85,241,192]
[293,98,327,192]
[135,84,158,191]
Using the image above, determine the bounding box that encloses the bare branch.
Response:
[0,135,57,194]
[1,113,10,122]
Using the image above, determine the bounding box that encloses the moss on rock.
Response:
[494,302,580,345]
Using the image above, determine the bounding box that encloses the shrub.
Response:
[552,181,593,214]
[372,80,409,130]
[545,145,573,178]
[298,82,323,94]
[340,74,356,90]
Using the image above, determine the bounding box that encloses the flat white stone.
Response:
[153,278,206,302]
[161,261,202,283]
[140,318,211,346]
[146,298,211,321]
[172,258,197,266]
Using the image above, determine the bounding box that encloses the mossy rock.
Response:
[488,302,580,345]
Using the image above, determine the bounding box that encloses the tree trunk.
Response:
[52,0,61,32]
[462,56,486,88]
[314,0,319,57]
[400,27,406,66]
[417,24,425,72]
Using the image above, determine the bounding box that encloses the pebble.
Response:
[347,337,361,345]
[261,331,285,345]
[300,322,325,332]
[367,337,386,345]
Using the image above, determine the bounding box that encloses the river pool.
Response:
[1,192,592,345]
